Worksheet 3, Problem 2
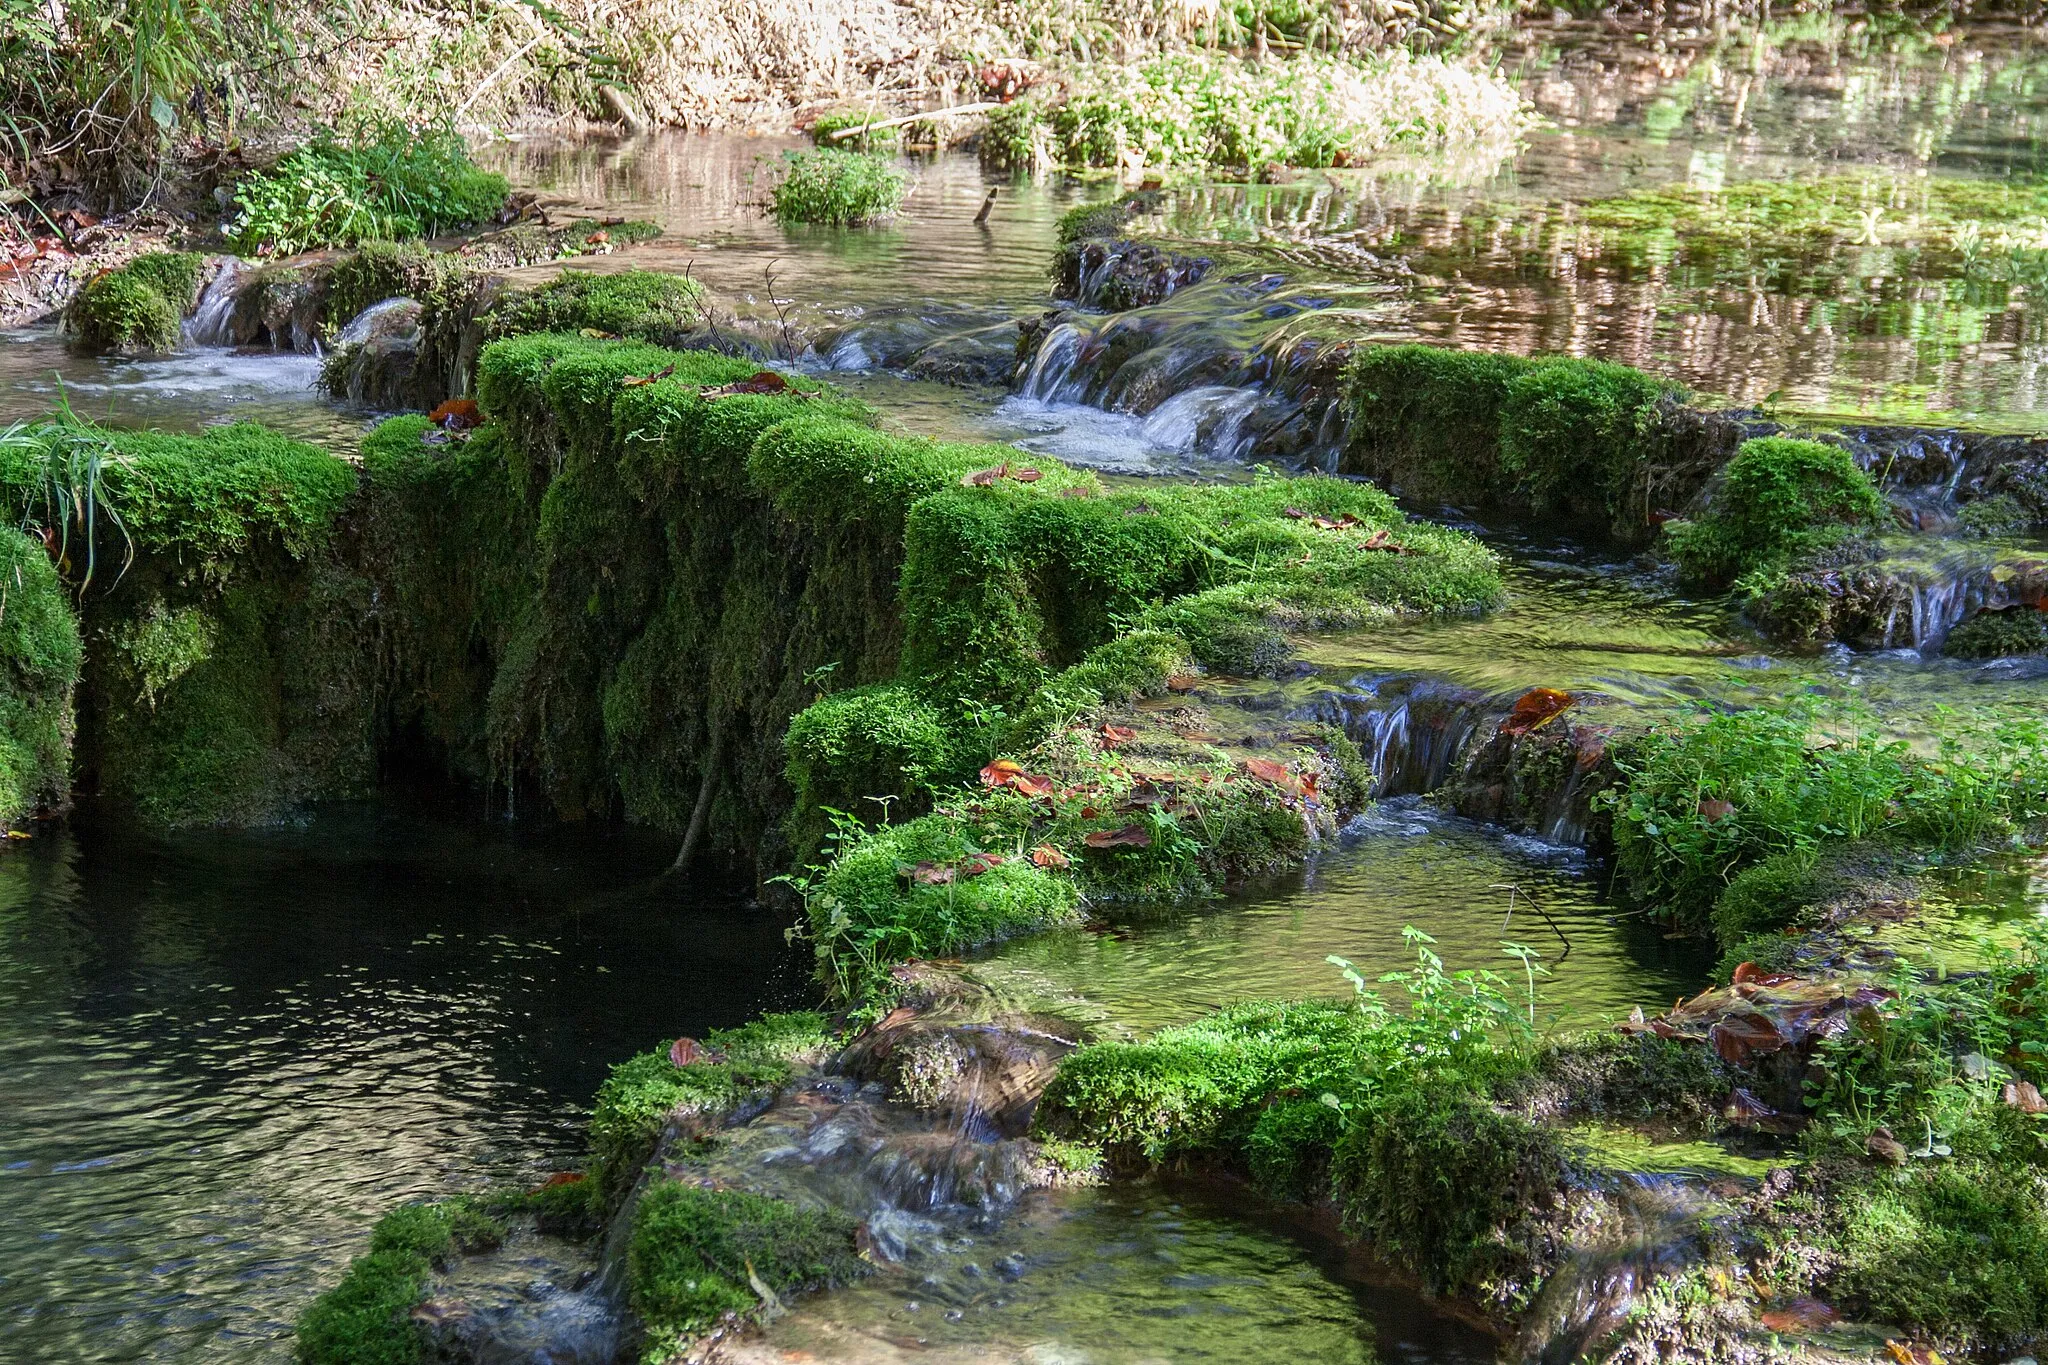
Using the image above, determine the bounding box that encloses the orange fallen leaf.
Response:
[1029,844,1070,870]
[910,861,956,885]
[1498,687,1574,737]
[960,851,1007,878]
[700,370,792,399]
[1164,675,1199,693]
[1010,772,1056,799]
[1099,724,1137,747]
[428,397,481,429]
[670,1036,724,1067]
[1758,1297,1838,1333]
[622,363,678,388]
[980,759,1025,787]
[1083,825,1153,850]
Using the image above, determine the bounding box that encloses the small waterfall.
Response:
[183,257,246,347]
[1514,1173,1716,1364]
[1298,679,1502,798]
[336,297,416,346]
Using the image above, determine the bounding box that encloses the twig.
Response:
[1493,881,1572,961]
[455,35,547,119]
[826,102,1002,139]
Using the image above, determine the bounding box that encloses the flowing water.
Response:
[6,17,2048,1364]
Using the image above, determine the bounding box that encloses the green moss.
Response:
[1945,607,2048,660]
[0,527,81,831]
[588,1013,829,1205]
[1344,345,1686,539]
[1709,848,1823,950]
[1055,195,1153,245]
[67,251,204,354]
[484,269,707,347]
[294,1199,503,1365]
[1958,492,2036,539]
[1246,1097,1346,1201]
[770,149,906,226]
[1825,1161,2048,1352]
[1035,1000,1374,1163]
[783,683,966,847]
[627,1183,866,1349]
[1664,437,1889,591]
[321,239,475,336]
[1333,1083,1572,1308]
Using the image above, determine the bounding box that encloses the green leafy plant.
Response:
[769,149,906,226]
[228,122,508,256]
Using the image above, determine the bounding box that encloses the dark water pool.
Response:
[0,803,806,1361]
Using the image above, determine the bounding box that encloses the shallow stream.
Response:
[6,16,2048,1362]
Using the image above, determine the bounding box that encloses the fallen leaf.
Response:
[1010,466,1043,483]
[584,229,610,244]
[1732,961,1800,987]
[428,397,481,429]
[2005,1080,2048,1114]
[1723,1087,1778,1125]
[669,1036,725,1067]
[960,851,1007,879]
[1084,825,1153,850]
[1009,772,1056,799]
[1164,674,1199,693]
[1241,757,1301,795]
[1758,1297,1838,1333]
[537,1171,586,1190]
[1866,1128,1908,1165]
[1029,844,1070,870]
[1099,724,1137,748]
[1885,1341,1947,1365]
[1498,687,1574,737]
[910,861,956,886]
[959,461,1043,486]
[1698,797,1736,823]
[622,363,677,388]
[700,370,792,398]
[1707,1010,1785,1065]
[980,759,1025,787]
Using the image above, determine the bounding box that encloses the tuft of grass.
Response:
[810,107,900,151]
[229,122,508,256]
[770,149,907,226]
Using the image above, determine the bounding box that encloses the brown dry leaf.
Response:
[910,861,956,886]
[1164,675,1199,693]
[1758,1297,1838,1334]
[1084,826,1153,850]
[1241,758,1303,796]
[622,363,678,388]
[1698,797,1736,823]
[961,464,1007,486]
[2005,1080,2048,1114]
[1010,467,1043,483]
[670,1036,725,1067]
[980,759,1025,787]
[1867,1128,1909,1165]
[1732,961,1800,988]
[1010,773,1056,800]
[535,1171,587,1192]
[1099,724,1137,748]
[1707,1010,1786,1065]
[700,370,792,399]
[1498,687,1574,737]
[428,397,482,429]
[960,852,1007,879]
[1029,844,1070,870]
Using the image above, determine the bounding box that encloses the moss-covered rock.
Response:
[294,1199,503,1365]
[1664,436,1891,592]
[0,527,82,831]
[627,1182,867,1353]
[1945,606,2048,660]
[0,421,368,827]
[66,251,205,355]
[1342,343,1703,543]
[481,268,706,347]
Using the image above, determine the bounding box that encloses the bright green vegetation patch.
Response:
[294,1198,503,1365]
[230,121,508,257]
[0,524,81,831]
[589,1012,830,1205]
[1604,697,2048,935]
[770,149,906,226]
[1946,607,2048,660]
[1664,437,1889,592]
[1343,343,1687,542]
[627,1183,866,1354]
[0,420,367,827]
[1037,933,1574,1311]
[810,107,900,151]
[66,251,204,355]
[984,52,1527,174]
[483,269,706,346]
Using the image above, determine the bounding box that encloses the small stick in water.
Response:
[974,187,998,225]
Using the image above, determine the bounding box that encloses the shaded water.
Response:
[0,805,804,1361]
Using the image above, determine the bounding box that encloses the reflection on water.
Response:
[0,806,805,1361]
[979,801,1711,1036]
[754,1179,1496,1365]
